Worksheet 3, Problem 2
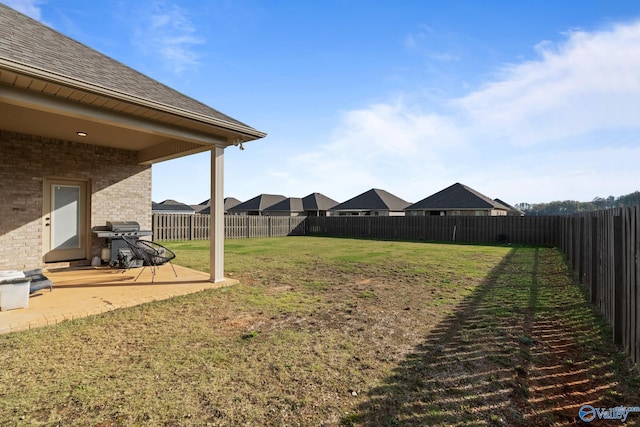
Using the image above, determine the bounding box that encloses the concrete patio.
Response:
[0,264,237,334]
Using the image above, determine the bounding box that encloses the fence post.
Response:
[577,216,587,285]
[613,214,624,345]
[153,214,158,240]
[591,216,598,305]
[633,207,640,367]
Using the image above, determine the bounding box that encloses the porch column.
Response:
[210,146,225,282]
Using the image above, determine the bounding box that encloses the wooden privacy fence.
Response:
[558,206,639,368]
[304,215,560,246]
[225,215,306,239]
[153,214,306,241]
[153,213,210,241]
[154,214,560,245]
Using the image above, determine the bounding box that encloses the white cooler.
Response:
[0,270,31,311]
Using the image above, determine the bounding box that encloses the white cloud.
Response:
[132,2,204,74]
[3,0,43,19]
[284,101,466,202]
[285,20,640,203]
[455,21,640,147]
[404,24,461,62]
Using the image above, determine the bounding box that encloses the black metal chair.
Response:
[121,236,177,283]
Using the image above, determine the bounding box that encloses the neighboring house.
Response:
[405,183,510,216]
[191,199,210,214]
[330,189,411,216]
[152,200,195,215]
[227,194,287,216]
[263,193,339,217]
[223,197,243,213]
[198,197,243,215]
[494,198,525,216]
[0,4,265,282]
[301,193,339,216]
[263,197,305,216]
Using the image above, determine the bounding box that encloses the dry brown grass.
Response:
[0,237,638,426]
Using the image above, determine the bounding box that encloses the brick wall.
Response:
[0,131,151,270]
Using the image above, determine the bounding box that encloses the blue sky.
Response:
[6,0,640,206]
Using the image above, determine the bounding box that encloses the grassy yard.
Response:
[0,237,639,426]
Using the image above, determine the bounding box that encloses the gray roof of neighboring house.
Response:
[152,199,195,212]
[0,3,262,137]
[224,197,243,211]
[192,199,211,213]
[191,204,208,213]
[264,197,305,212]
[406,183,507,211]
[332,189,411,211]
[494,198,524,215]
[228,194,287,212]
[302,193,339,211]
[257,193,339,213]
[198,197,243,214]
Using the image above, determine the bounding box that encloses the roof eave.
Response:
[0,58,267,143]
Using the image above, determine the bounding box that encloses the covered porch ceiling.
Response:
[0,64,266,165]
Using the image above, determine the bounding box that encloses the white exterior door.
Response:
[43,179,88,263]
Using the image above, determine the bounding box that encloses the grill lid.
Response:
[106,221,140,232]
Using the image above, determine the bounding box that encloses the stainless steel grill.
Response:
[93,221,153,267]
[94,221,153,238]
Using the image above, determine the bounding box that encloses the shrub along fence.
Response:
[152,208,639,368]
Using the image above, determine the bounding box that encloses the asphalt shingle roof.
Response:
[406,183,506,210]
[0,3,253,129]
[264,198,305,212]
[228,194,287,212]
[332,189,411,211]
[302,193,339,211]
[152,200,194,212]
[195,198,243,214]
[494,198,524,215]
[224,197,243,211]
